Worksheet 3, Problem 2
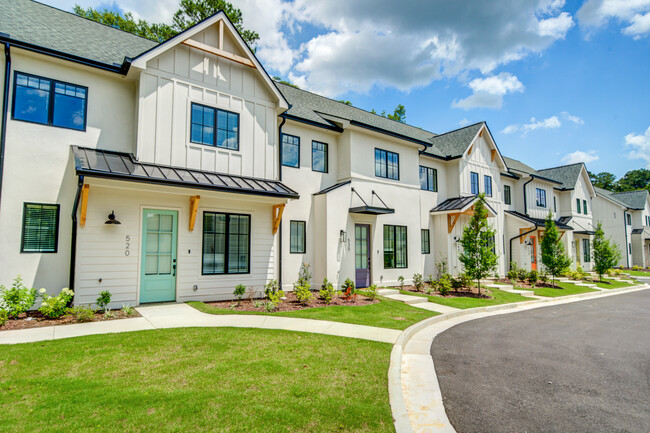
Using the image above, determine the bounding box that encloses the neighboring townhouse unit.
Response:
[592,187,634,267]
[604,190,650,268]
[0,1,644,308]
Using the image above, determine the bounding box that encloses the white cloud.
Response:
[562,150,599,164]
[577,0,650,38]
[458,118,470,126]
[538,12,575,38]
[625,125,650,167]
[502,111,583,134]
[452,73,524,109]
[561,111,585,124]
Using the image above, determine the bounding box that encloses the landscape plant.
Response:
[517,266,528,283]
[507,263,518,283]
[0,309,7,327]
[67,305,95,323]
[0,276,38,319]
[413,273,424,292]
[438,274,451,296]
[103,309,116,319]
[233,284,246,303]
[39,288,74,319]
[540,211,572,287]
[264,279,281,298]
[458,194,498,294]
[592,222,622,282]
[341,278,357,301]
[366,284,378,300]
[293,263,313,305]
[96,290,112,312]
[318,278,340,305]
[397,276,405,289]
[122,304,135,317]
[527,270,538,288]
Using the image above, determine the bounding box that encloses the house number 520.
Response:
[125,235,131,256]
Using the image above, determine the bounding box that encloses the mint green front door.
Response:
[140,209,177,303]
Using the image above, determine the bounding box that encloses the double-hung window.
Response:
[312,141,328,173]
[627,214,632,226]
[536,188,547,208]
[484,175,493,197]
[419,166,437,191]
[554,196,557,212]
[202,212,250,275]
[576,198,581,213]
[582,239,590,262]
[21,203,60,253]
[190,103,239,150]
[583,199,588,215]
[290,221,306,253]
[504,185,511,205]
[13,72,87,130]
[375,148,399,180]
[384,225,407,268]
[470,172,479,195]
[281,134,300,168]
[421,229,430,254]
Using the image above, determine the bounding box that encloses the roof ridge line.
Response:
[429,121,485,140]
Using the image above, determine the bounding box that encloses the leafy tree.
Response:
[272,76,299,88]
[338,100,352,106]
[458,194,498,294]
[592,222,622,281]
[616,168,650,192]
[589,171,617,190]
[74,0,259,46]
[540,211,572,287]
[370,104,407,123]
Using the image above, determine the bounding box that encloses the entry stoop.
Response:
[378,288,400,296]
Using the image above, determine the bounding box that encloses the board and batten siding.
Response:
[136,25,279,180]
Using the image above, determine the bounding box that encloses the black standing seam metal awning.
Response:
[505,210,574,230]
[430,196,497,216]
[72,146,299,199]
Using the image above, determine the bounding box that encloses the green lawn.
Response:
[530,282,599,297]
[399,288,532,310]
[622,270,650,277]
[593,278,636,289]
[0,328,393,433]
[189,295,438,330]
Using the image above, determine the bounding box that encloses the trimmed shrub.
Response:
[96,290,112,312]
[233,284,246,302]
[39,288,74,319]
[68,305,95,323]
[0,276,38,319]
[319,278,340,305]
[413,273,424,292]
[342,278,357,301]
[366,284,378,300]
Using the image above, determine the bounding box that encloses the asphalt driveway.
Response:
[431,289,650,433]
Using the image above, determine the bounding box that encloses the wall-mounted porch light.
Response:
[339,230,347,243]
[453,235,460,242]
[105,210,121,225]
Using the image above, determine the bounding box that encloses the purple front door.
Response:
[355,224,371,288]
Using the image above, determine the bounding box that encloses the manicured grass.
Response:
[593,278,636,289]
[0,328,393,433]
[399,288,532,310]
[622,270,650,277]
[530,282,599,297]
[189,295,438,330]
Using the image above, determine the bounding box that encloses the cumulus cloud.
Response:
[562,150,599,164]
[577,0,650,38]
[561,111,585,125]
[502,111,583,134]
[452,73,524,109]
[458,118,470,126]
[625,125,650,167]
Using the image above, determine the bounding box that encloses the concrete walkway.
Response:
[378,289,462,314]
[0,303,401,345]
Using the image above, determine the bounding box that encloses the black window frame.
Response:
[484,175,493,197]
[470,171,479,195]
[21,202,60,253]
[554,196,557,212]
[289,220,306,254]
[421,229,430,254]
[582,239,590,263]
[583,199,588,215]
[375,148,400,181]
[12,71,88,131]
[504,185,511,205]
[627,214,632,226]
[281,133,300,168]
[201,211,251,275]
[190,102,240,151]
[419,166,438,192]
[536,188,547,208]
[576,198,581,213]
[383,224,408,269]
[311,140,328,173]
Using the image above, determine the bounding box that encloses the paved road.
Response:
[431,290,650,433]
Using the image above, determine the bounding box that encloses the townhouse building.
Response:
[0,1,644,307]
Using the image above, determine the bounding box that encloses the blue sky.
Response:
[47,0,650,177]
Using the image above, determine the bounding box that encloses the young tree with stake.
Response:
[540,211,572,287]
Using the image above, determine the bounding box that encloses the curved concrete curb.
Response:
[389,284,650,433]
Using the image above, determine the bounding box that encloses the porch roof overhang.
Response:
[574,230,596,236]
[349,205,395,215]
[72,146,299,199]
[505,210,573,230]
[430,196,497,217]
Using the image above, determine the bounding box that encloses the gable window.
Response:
[504,185,511,205]
[384,225,407,268]
[536,188,547,208]
[21,203,60,253]
[627,214,632,226]
[484,175,493,197]
[576,198,581,213]
[290,221,306,253]
[281,134,300,168]
[190,103,239,150]
[419,166,437,191]
[488,234,496,255]
[583,199,588,215]
[554,196,557,212]
[202,212,250,275]
[312,141,328,173]
[375,148,399,180]
[583,239,590,263]
[13,72,87,131]
[421,229,430,254]
[470,172,479,195]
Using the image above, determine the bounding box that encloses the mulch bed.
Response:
[205,291,378,312]
[399,285,493,299]
[1,309,141,332]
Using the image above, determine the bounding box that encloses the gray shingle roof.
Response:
[611,190,649,210]
[424,122,484,158]
[502,156,536,174]
[535,163,585,190]
[594,187,628,208]
[1,0,157,66]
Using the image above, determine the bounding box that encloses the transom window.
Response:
[484,175,492,197]
[536,188,547,208]
[21,203,59,253]
[202,212,250,275]
[421,229,430,254]
[190,103,239,150]
[281,134,300,168]
[375,148,399,180]
[504,185,511,205]
[419,166,438,191]
[13,72,87,131]
[470,172,479,195]
[290,221,306,253]
[312,141,328,173]
[384,225,407,268]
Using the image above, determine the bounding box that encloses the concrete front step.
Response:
[412,302,461,314]
[384,294,429,305]
[378,288,400,296]
[511,289,536,296]
[486,284,513,290]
